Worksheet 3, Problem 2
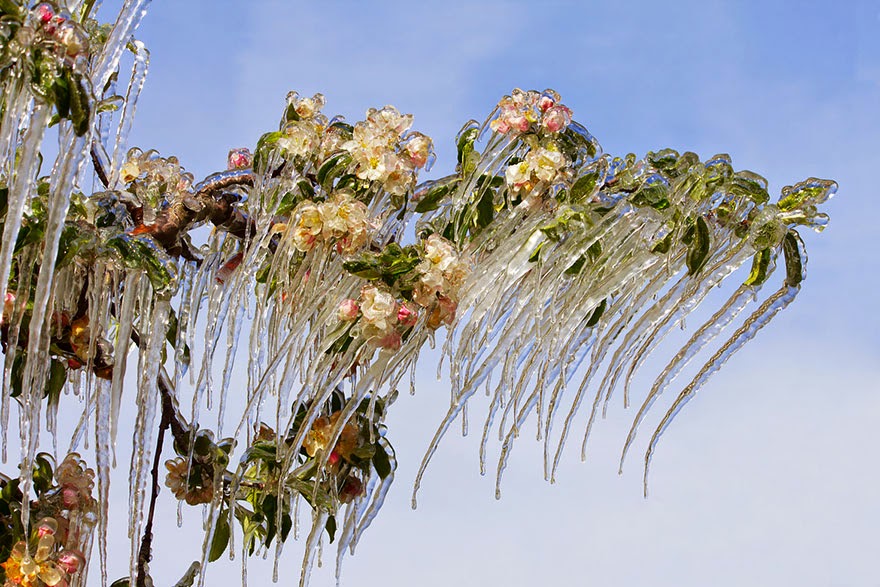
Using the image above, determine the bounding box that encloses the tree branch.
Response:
[131,330,192,587]
[135,396,169,587]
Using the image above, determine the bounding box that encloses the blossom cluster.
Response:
[338,286,419,351]
[413,234,469,328]
[1,518,84,587]
[164,432,230,507]
[28,4,90,61]
[302,412,365,503]
[276,92,433,198]
[118,148,194,210]
[53,453,95,512]
[504,140,569,195]
[164,457,214,506]
[278,93,328,161]
[0,454,93,587]
[340,105,433,196]
[290,192,372,254]
[489,89,572,136]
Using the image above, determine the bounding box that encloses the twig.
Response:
[131,331,192,587]
[135,392,170,587]
[129,329,191,448]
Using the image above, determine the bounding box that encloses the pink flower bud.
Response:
[339,476,364,503]
[542,105,572,133]
[35,3,54,24]
[45,14,65,36]
[56,551,83,575]
[337,299,359,322]
[227,148,252,170]
[397,305,417,328]
[490,118,510,134]
[61,485,80,509]
[37,523,55,538]
[375,330,402,351]
[537,95,555,113]
[507,113,530,133]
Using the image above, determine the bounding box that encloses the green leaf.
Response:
[475,188,495,229]
[727,172,770,205]
[32,453,54,496]
[327,328,355,355]
[104,234,176,294]
[569,172,600,203]
[69,72,90,137]
[744,248,774,287]
[171,562,201,587]
[782,230,804,286]
[342,258,381,280]
[208,512,230,562]
[0,478,21,503]
[52,72,71,120]
[95,96,124,114]
[0,0,23,18]
[350,443,376,462]
[316,152,352,190]
[647,149,680,175]
[253,131,282,173]
[564,255,585,275]
[685,216,711,275]
[372,442,392,479]
[631,178,670,210]
[241,442,277,466]
[529,241,545,264]
[325,515,336,544]
[558,124,597,160]
[414,183,452,213]
[109,579,130,587]
[456,126,480,174]
[585,299,607,328]
[56,223,93,268]
[651,231,674,254]
[283,103,300,123]
[44,360,66,405]
[192,432,214,456]
[777,178,836,212]
[9,353,23,398]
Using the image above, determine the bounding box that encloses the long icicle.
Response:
[642,231,807,496]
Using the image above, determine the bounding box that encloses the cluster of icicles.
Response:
[0,3,836,587]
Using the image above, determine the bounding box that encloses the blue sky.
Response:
[112,1,880,585]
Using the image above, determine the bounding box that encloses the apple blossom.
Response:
[337,299,359,322]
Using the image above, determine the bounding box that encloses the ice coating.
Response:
[0,8,837,584]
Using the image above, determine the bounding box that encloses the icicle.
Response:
[0,107,50,375]
[109,40,150,185]
[19,132,89,535]
[127,298,169,583]
[643,283,801,496]
[89,0,152,94]
[618,243,750,408]
[0,107,50,460]
[110,273,141,453]
[93,375,112,587]
[298,510,329,587]
[643,231,807,494]
[352,436,396,542]
[619,284,755,472]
